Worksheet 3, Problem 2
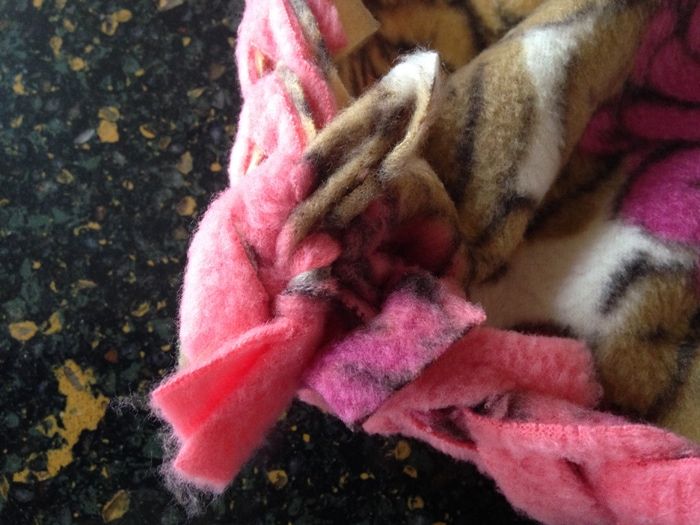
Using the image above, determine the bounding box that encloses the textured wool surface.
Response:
[363,328,700,525]
[303,275,485,425]
[151,0,700,523]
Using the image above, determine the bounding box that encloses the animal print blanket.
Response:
[151,1,700,523]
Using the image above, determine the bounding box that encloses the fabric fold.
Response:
[150,1,700,524]
[303,274,485,425]
[363,328,700,525]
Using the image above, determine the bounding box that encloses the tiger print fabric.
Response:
[287,0,700,442]
[150,0,700,515]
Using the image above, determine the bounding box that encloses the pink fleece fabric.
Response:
[151,0,700,522]
[151,0,345,491]
[363,328,700,525]
[304,275,485,425]
[580,0,700,247]
[151,0,468,491]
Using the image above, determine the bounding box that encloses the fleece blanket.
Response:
[150,0,700,523]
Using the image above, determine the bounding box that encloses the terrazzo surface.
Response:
[0,1,536,523]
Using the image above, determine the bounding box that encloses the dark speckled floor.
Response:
[0,1,536,523]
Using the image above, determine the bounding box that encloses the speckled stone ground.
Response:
[0,1,536,523]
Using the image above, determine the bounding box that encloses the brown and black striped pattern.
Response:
[510,156,700,440]
[284,0,699,442]
[424,0,657,283]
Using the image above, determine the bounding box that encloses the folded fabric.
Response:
[304,274,485,425]
[363,327,700,525]
[151,0,700,523]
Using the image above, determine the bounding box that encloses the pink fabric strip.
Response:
[362,328,700,525]
[151,2,700,524]
[304,274,485,425]
[151,0,344,489]
[169,297,326,492]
